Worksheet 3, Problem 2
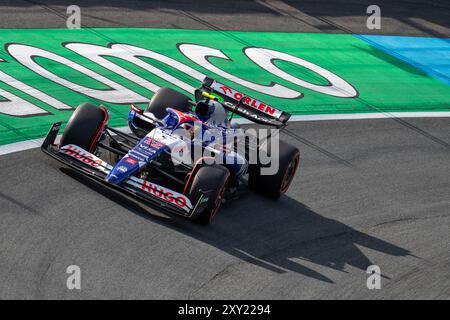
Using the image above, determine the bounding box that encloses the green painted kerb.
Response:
[0,28,449,146]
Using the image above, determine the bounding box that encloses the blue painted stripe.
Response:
[356,35,450,86]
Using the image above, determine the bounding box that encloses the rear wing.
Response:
[194,77,291,127]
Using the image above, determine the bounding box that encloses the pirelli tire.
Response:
[185,164,230,225]
[59,103,108,152]
[248,140,300,199]
[145,87,192,119]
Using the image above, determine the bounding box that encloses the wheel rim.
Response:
[209,181,228,223]
[280,153,300,193]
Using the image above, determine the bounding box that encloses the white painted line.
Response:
[1,112,449,156]
[288,112,450,121]
[232,111,450,124]
[0,138,46,156]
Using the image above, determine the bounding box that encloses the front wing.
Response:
[41,122,210,218]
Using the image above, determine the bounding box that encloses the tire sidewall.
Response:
[249,140,300,198]
[187,164,230,224]
[60,103,108,152]
[146,87,192,119]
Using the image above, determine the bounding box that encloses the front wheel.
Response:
[185,164,230,224]
[60,103,109,152]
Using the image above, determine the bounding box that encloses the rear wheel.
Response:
[60,103,108,152]
[185,164,230,224]
[128,87,193,138]
[248,140,300,199]
[146,87,192,119]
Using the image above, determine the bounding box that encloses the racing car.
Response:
[41,77,300,224]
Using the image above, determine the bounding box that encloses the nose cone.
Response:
[106,156,140,185]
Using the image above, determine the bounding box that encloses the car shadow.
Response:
[61,167,411,284]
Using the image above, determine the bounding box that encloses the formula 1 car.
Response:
[42,77,299,224]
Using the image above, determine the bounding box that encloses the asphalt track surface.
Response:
[1,0,449,36]
[0,1,449,299]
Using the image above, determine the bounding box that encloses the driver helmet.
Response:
[195,99,228,127]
